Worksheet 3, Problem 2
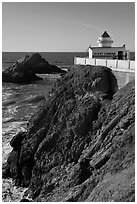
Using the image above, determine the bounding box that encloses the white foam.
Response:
[2,178,27,202]
[2,121,27,163]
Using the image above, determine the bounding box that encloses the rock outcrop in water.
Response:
[3,65,135,202]
[2,53,66,83]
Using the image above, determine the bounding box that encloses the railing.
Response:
[74,57,135,72]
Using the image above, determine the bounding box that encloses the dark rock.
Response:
[3,65,134,202]
[10,132,26,151]
[6,149,22,184]
[20,198,30,202]
[2,53,66,83]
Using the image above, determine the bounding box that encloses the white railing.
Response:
[74,57,135,71]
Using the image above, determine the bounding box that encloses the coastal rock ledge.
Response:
[2,53,66,83]
[3,65,135,202]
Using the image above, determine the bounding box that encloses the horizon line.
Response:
[2,50,135,53]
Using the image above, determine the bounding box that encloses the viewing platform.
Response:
[74,31,135,88]
[74,57,135,73]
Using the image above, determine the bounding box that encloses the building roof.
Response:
[89,46,126,50]
[101,31,110,37]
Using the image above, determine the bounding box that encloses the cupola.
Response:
[97,31,113,47]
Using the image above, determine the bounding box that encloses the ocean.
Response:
[2,51,135,201]
[2,52,87,202]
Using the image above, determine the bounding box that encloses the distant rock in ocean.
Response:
[2,53,66,83]
[3,65,135,202]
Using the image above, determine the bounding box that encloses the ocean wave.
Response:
[2,121,27,135]
[2,117,14,124]
[17,95,45,104]
[2,121,27,163]
[2,178,27,202]
[2,120,28,202]
[3,100,17,107]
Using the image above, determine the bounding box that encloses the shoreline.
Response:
[2,53,135,202]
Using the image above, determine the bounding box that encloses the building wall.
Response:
[97,36,113,47]
[89,47,126,59]
[89,49,93,58]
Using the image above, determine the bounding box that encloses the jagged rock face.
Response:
[3,65,134,202]
[2,53,66,83]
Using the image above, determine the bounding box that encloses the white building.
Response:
[89,31,130,60]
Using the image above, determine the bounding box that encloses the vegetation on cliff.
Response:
[3,65,135,201]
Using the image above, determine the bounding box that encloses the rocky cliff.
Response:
[3,65,135,202]
[2,53,66,83]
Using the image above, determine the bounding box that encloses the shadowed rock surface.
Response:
[3,65,135,202]
[2,53,66,83]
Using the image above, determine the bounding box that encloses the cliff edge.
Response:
[3,65,135,202]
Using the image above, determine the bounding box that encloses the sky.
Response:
[2,2,135,52]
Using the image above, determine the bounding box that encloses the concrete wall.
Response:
[74,57,135,89]
[130,61,135,70]
[112,70,135,89]
[118,60,129,69]
[107,59,117,68]
[85,58,95,65]
[74,57,86,65]
[96,59,106,66]
[74,57,135,70]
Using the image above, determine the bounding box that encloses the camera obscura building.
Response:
[89,31,130,60]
